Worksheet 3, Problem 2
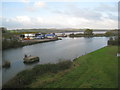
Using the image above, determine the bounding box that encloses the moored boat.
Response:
[2,61,11,68]
[23,55,39,63]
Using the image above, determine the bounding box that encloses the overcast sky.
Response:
[0,0,118,30]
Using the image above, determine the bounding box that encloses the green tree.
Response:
[109,37,113,41]
[1,27,7,33]
[105,31,113,36]
[84,29,93,36]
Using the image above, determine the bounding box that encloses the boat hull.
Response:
[23,56,39,63]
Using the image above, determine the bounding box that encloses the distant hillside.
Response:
[7,28,115,33]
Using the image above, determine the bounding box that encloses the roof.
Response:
[36,35,44,38]
[45,34,55,36]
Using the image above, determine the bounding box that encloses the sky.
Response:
[0,0,119,30]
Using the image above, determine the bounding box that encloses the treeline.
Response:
[2,39,23,50]
[107,30,120,45]
[108,37,120,45]
[69,29,118,37]
[2,28,23,50]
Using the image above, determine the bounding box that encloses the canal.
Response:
[2,37,109,85]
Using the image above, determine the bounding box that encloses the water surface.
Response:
[2,37,109,85]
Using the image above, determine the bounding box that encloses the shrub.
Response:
[3,60,72,88]
[84,29,93,36]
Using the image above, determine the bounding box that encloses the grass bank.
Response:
[3,60,72,88]
[28,46,118,88]
[3,46,118,88]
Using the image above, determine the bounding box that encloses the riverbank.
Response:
[3,60,72,88]
[69,33,115,37]
[29,46,118,88]
[69,30,117,37]
[3,45,118,88]
[21,38,61,45]
[3,38,60,50]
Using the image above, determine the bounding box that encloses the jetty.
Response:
[22,38,61,46]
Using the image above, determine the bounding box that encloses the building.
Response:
[55,33,67,37]
[20,34,35,40]
[45,33,56,39]
[35,33,45,39]
[35,35,45,39]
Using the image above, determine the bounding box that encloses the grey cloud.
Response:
[95,3,117,12]
[107,13,117,20]
[53,2,118,22]
[94,3,118,21]
[2,18,23,29]
[53,5,102,21]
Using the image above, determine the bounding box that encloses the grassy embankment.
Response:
[4,46,118,88]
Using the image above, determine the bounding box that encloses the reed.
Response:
[3,60,72,88]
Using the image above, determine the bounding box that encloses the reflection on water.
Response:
[64,31,106,35]
[2,37,109,85]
